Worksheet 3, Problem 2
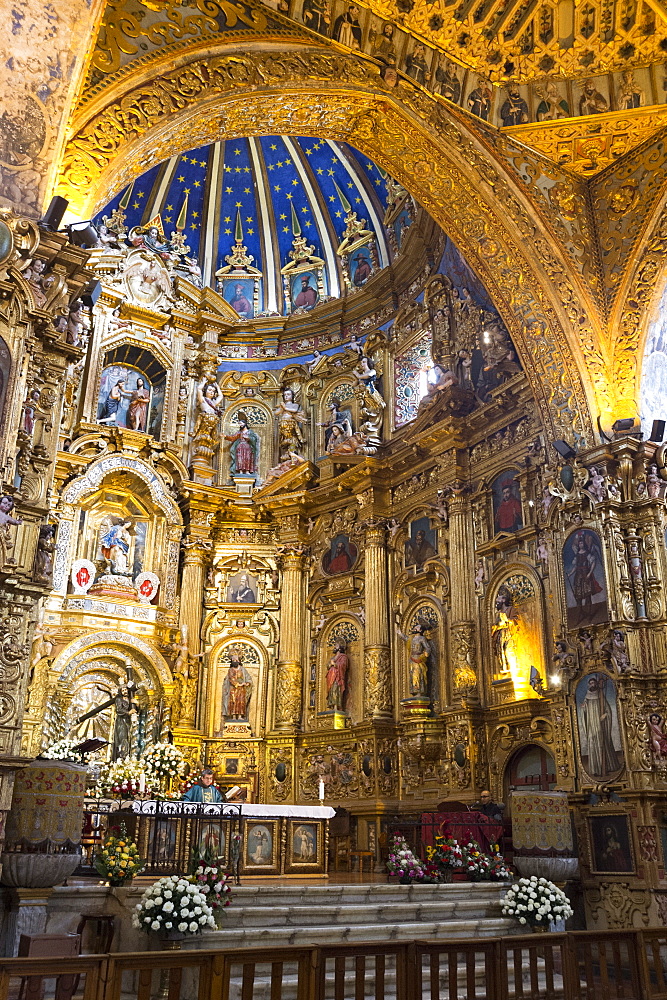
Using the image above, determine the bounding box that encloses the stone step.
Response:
[226,882,507,908]
[221,897,504,927]
[198,915,514,949]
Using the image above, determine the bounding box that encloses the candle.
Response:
[318,779,325,801]
[139,772,146,795]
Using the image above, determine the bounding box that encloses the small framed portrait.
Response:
[589,814,634,874]
[223,277,255,318]
[145,819,179,867]
[226,570,258,604]
[286,820,324,873]
[404,516,437,570]
[349,245,374,288]
[322,534,358,576]
[291,271,319,311]
[225,758,239,775]
[195,818,229,863]
[243,820,280,874]
[491,469,523,534]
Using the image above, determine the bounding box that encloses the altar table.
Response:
[81,799,335,879]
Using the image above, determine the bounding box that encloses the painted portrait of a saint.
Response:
[350,246,373,287]
[576,672,624,780]
[246,824,273,865]
[291,272,319,311]
[405,517,437,569]
[224,278,254,318]
[563,529,609,629]
[226,571,257,603]
[492,470,523,534]
[589,815,633,874]
[322,534,358,576]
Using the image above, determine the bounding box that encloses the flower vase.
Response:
[440,868,453,884]
[531,923,549,934]
[399,875,412,885]
[156,934,184,1000]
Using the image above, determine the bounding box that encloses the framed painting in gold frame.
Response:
[285,819,324,873]
[242,819,280,874]
[191,816,231,865]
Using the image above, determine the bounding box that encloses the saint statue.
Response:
[319,397,353,452]
[75,680,137,759]
[226,411,259,477]
[326,641,349,711]
[397,621,434,698]
[100,520,133,576]
[491,586,519,675]
[222,651,253,720]
[275,387,307,459]
[193,379,223,463]
[126,377,149,432]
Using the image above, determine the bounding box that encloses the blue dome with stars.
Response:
[96,137,404,318]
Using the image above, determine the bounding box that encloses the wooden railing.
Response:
[2,929,667,1000]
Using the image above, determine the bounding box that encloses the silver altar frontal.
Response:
[82,800,335,879]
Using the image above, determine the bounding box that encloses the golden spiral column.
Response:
[363,520,393,720]
[274,547,307,731]
[447,490,479,700]
[178,537,211,727]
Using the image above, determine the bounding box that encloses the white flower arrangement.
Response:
[94,756,156,798]
[42,739,84,761]
[141,743,186,788]
[132,875,217,936]
[501,876,574,929]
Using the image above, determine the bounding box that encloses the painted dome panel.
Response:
[95,137,400,317]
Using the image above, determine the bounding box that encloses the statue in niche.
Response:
[226,411,259,477]
[275,387,307,460]
[222,650,253,721]
[649,713,667,757]
[126,377,149,432]
[319,397,353,452]
[326,640,349,712]
[491,586,519,676]
[100,519,133,576]
[34,524,56,584]
[193,379,223,462]
[397,620,435,698]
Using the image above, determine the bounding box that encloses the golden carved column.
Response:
[447,488,479,701]
[363,520,393,720]
[274,546,307,732]
[177,537,211,728]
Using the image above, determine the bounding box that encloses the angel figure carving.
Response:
[125,254,173,306]
[275,386,307,460]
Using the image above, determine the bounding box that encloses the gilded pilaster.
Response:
[274,546,307,732]
[177,536,211,729]
[447,488,478,701]
[362,520,393,720]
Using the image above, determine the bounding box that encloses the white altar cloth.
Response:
[129,800,334,819]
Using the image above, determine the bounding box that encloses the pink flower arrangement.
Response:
[190,860,233,915]
[386,835,425,880]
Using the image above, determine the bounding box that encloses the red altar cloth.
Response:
[421,811,503,853]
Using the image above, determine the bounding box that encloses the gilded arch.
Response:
[55,43,604,442]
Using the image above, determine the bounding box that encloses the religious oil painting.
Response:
[563,529,609,629]
[243,821,279,873]
[589,814,634,874]
[322,534,358,576]
[350,245,373,288]
[223,278,255,318]
[576,672,624,781]
[404,517,438,570]
[491,470,523,534]
[97,365,155,434]
[291,272,319,311]
[198,821,226,861]
[226,570,258,604]
[148,820,177,864]
[286,820,322,872]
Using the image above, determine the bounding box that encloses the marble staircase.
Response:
[194,880,513,949]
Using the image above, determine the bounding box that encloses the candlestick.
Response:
[139,772,146,795]
[318,778,325,801]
